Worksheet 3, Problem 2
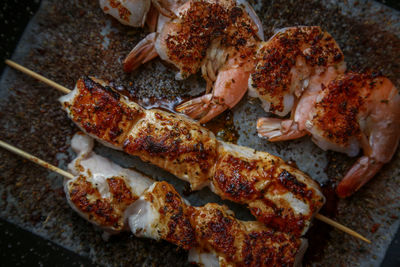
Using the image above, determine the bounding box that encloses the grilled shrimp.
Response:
[252,26,345,143]
[257,64,344,141]
[250,26,400,197]
[311,73,400,197]
[259,71,400,197]
[123,0,264,123]
[249,26,346,118]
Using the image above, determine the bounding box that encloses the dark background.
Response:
[0,0,399,266]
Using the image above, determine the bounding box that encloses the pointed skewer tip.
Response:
[315,213,371,244]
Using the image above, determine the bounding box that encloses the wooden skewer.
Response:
[5,60,71,94]
[0,140,73,179]
[4,59,372,244]
[315,213,370,244]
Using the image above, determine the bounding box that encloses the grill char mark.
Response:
[148,182,198,250]
[251,26,344,113]
[312,72,383,145]
[211,147,322,236]
[66,77,143,146]
[63,77,325,236]
[68,176,138,230]
[165,0,259,76]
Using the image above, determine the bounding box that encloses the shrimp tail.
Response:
[123,32,159,73]
[177,63,249,123]
[336,156,384,198]
[151,0,179,19]
[145,4,159,32]
[197,101,228,124]
[176,94,228,123]
[257,118,307,141]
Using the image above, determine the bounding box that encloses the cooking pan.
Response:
[0,0,399,266]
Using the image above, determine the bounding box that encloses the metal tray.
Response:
[0,0,399,266]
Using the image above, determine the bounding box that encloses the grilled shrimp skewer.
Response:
[124,0,264,123]
[0,60,371,243]
[1,133,307,267]
[311,73,400,198]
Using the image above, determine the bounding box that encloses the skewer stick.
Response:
[315,213,370,243]
[5,60,71,94]
[4,59,372,244]
[0,140,73,180]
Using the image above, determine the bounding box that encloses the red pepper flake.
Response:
[370,223,380,233]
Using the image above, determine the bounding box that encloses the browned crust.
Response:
[109,0,132,23]
[190,203,302,266]
[211,150,324,236]
[68,175,138,230]
[164,0,258,76]
[213,155,260,201]
[250,26,344,113]
[107,177,136,204]
[123,110,218,189]
[146,182,197,250]
[312,72,383,145]
[63,77,144,147]
[194,207,237,258]
[240,229,300,266]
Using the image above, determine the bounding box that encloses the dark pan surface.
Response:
[0,0,399,266]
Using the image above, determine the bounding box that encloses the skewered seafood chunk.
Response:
[211,142,324,234]
[129,181,197,249]
[65,132,153,232]
[67,132,306,266]
[60,76,325,235]
[59,77,145,149]
[130,181,307,266]
[124,108,218,190]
